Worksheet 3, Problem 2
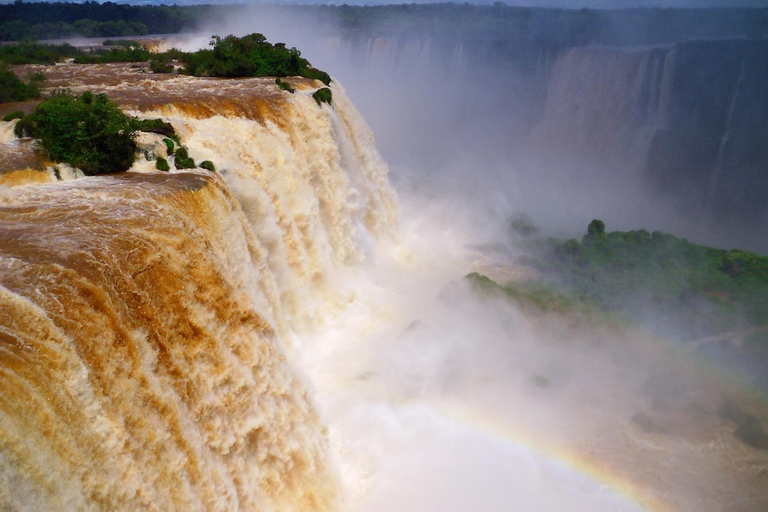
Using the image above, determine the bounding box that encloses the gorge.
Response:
[1,7,768,512]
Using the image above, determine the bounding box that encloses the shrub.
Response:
[134,118,176,137]
[587,219,605,236]
[313,87,332,106]
[155,157,170,172]
[17,91,137,175]
[149,59,174,74]
[555,238,587,266]
[0,42,83,65]
[2,110,24,122]
[199,160,216,172]
[73,44,151,64]
[13,115,36,137]
[173,146,195,169]
[304,67,331,86]
[180,34,331,85]
[162,137,175,155]
[275,78,295,93]
[0,63,43,103]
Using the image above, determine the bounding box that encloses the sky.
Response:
[2,0,768,8]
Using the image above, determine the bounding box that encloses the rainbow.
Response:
[432,400,677,512]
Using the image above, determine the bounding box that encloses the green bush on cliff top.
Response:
[15,91,137,175]
[181,34,331,85]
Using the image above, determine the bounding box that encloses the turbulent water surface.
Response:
[0,63,766,512]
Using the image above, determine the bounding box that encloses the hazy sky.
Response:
[2,0,768,8]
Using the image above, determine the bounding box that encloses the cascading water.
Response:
[0,173,338,512]
[532,46,670,171]
[0,67,396,511]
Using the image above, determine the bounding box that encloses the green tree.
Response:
[17,91,137,175]
[587,219,606,236]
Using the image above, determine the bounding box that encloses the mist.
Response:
[172,4,768,254]
[155,5,768,511]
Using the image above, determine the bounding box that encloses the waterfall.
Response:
[709,59,747,202]
[532,46,670,171]
[0,73,397,511]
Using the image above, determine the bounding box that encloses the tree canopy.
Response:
[15,91,137,175]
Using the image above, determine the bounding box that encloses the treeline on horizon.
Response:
[0,1,211,40]
[1,2,767,43]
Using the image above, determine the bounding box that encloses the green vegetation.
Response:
[587,218,605,236]
[180,34,331,85]
[0,40,155,66]
[313,87,333,106]
[2,110,25,122]
[3,2,764,47]
[1,19,148,41]
[0,41,83,65]
[15,91,137,175]
[150,58,174,74]
[73,43,151,64]
[512,219,768,344]
[0,34,331,90]
[0,2,202,41]
[134,118,176,138]
[0,63,44,103]
[173,146,195,170]
[163,138,175,156]
[199,160,216,172]
[466,272,608,321]
[155,157,170,172]
[275,78,295,93]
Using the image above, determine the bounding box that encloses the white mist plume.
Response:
[155,11,768,510]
